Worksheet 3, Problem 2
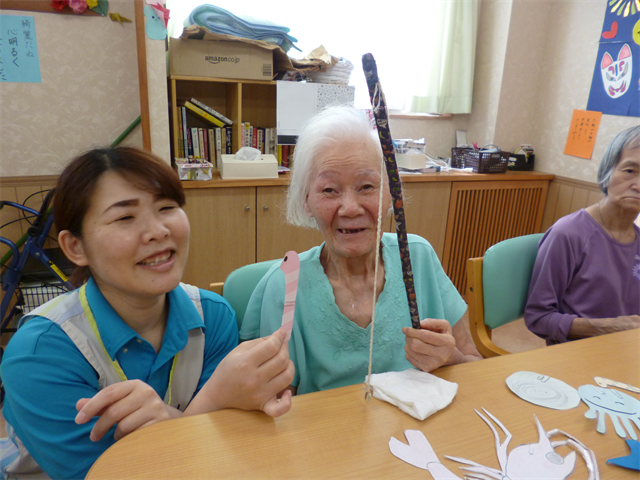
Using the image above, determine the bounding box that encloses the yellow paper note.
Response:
[564,109,602,159]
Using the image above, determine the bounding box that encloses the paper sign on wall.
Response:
[563,109,602,159]
[0,15,41,83]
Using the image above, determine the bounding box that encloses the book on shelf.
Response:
[215,127,223,167]
[191,127,201,159]
[184,101,226,128]
[181,106,190,157]
[189,97,233,126]
[257,127,265,154]
[207,129,216,167]
[252,127,258,149]
[176,107,184,156]
[200,128,209,162]
[281,145,290,168]
[244,122,251,148]
[225,126,232,154]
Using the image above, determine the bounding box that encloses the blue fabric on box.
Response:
[184,4,300,52]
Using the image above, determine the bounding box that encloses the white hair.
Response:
[286,105,382,228]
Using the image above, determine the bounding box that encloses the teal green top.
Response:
[240,233,466,395]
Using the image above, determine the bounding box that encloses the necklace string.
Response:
[596,201,636,243]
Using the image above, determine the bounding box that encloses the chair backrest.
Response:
[482,233,544,329]
[221,259,280,330]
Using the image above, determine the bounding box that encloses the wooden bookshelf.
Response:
[168,76,276,160]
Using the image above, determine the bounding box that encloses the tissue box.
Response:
[220,154,278,180]
[175,160,213,181]
[396,153,426,170]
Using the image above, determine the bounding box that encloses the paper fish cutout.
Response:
[279,251,299,341]
[143,5,166,40]
[390,409,580,480]
[607,439,640,471]
[109,13,132,24]
[506,371,580,410]
[578,385,640,439]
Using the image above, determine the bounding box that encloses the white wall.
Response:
[0,1,171,177]
[391,0,639,183]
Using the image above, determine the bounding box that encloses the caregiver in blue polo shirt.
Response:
[1,147,294,480]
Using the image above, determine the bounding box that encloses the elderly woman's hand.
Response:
[402,319,457,372]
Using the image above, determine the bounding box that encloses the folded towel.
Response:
[367,369,458,420]
[184,4,300,52]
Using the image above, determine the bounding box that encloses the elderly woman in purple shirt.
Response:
[525,125,640,345]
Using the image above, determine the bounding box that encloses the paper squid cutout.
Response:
[390,408,599,480]
[578,385,640,439]
[279,251,299,341]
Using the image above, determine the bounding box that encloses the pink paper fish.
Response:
[279,251,300,341]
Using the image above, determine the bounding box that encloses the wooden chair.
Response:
[466,233,544,357]
[210,259,280,330]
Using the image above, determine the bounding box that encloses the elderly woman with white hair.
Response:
[525,125,640,345]
[240,106,481,395]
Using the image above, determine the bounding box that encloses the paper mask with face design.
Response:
[601,43,633,99]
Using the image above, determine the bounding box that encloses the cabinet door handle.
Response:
[245,206,251,211]
[263,206,269,211]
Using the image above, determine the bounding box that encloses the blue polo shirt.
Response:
[2,278,238,480]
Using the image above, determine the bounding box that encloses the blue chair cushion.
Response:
[482,233,543,329]
[223,259,280,330]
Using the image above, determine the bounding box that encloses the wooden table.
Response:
[87,330,640,479]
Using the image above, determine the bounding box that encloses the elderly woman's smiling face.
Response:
[304,137,390,261]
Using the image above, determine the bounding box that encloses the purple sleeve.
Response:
[524,227,578,344]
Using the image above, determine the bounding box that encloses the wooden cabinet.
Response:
[181,172,554,292]
[441,178,550,297]
[182,187,256,289]
[256,186,324,262]
[168,76,276,159]
[182,184,325,289]
[395,182,452,260]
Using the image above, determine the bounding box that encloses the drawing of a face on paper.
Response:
[506,371,581,410]
[601,44,633,99]
[578,385,640,439]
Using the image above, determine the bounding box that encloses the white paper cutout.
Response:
[578,385,640,439]
[506,371,580,410]
[594,376,640,394]
[390,409,585,480]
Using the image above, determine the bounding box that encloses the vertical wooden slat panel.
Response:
[553,184,575,224]
[569,188,589,213]
[586,190,604,207]
[443,180,550,296]
[541,182,560,231]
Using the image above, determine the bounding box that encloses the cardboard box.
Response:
[169,38,273,81]
[220,154,278,180]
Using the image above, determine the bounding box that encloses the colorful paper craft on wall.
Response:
[564,109,602,159]
[389,409,597,479]
[586,0,640,117]
[144,3,169,40]
[578,384,640,439]
[506,371,581,410]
